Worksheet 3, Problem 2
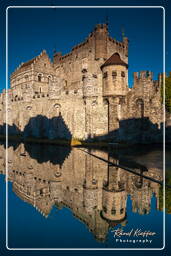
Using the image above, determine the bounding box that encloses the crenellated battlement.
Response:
[133,71,153,82]
[132,71,170,90]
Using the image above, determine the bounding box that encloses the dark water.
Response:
[0,142,169,249]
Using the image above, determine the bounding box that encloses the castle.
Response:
[0,23,163,143]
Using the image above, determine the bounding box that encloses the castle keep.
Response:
[0,24,163,143]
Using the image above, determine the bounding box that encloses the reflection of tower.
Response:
[83,152,98,213]
[101,158,127,226]
[82,151,109,242]
[92,211,109,243]
[50,169,63,204]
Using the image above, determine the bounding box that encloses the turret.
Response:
[101,53,128,97]
[94,24,108,60]
[101,189,127,223]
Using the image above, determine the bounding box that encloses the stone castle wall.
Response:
[0,24,164,143]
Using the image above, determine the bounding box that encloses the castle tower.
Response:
[101,53,128,135]
[82,70,98,139]
[101,52,128,97]
[94,24,108,60]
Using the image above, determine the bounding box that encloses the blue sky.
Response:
[0,0,170,92]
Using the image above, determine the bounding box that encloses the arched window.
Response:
[38,74,42,82]
[48,75,52,83]
[120,208,124,214]
[103,72,108,79]
[112,71,117,77]
[121,71,125,77]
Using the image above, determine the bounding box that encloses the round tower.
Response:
[101,189,127,223]
[101,52,128,97]
[101,166,127,224]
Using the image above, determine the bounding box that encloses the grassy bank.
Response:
[0,134,128,148]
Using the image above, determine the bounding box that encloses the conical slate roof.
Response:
[101,53,128,69]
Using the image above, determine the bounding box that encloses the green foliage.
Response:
[159,168,171,214]
[165,187,171,214]
[162,75,171,113]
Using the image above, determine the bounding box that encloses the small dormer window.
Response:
[112,71,117,77]
[121,71,125,77]
[103,72,108,78]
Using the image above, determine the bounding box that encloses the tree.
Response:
[164,74,171,113]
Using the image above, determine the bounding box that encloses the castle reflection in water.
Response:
[0,143,163,242]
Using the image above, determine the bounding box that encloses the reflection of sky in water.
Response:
[7,185,163,249]
[0,143,168,249]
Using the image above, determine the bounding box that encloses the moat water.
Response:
[0,142,170,249]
